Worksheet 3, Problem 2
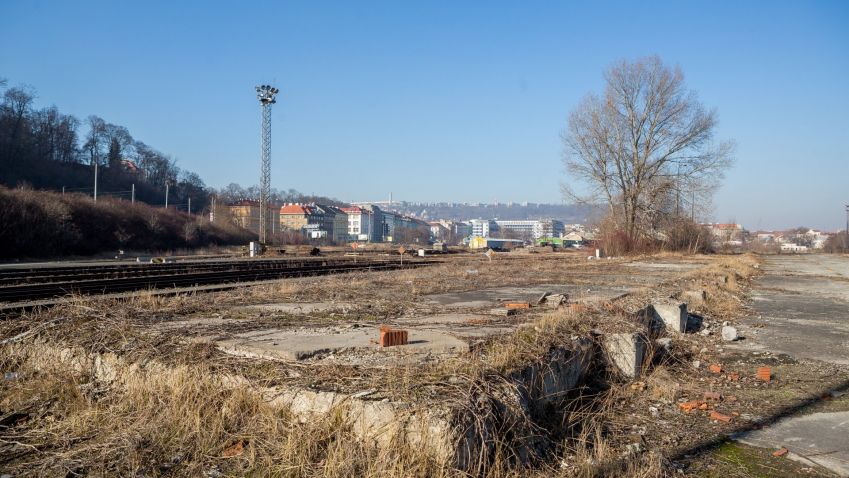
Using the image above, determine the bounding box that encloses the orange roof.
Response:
[280,204,313,215]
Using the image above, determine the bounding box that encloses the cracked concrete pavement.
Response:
[732,254,849,476]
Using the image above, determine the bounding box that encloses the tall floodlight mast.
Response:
[255,84,279,244]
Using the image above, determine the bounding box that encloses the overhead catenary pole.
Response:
[131,183,135,204]
[165,183,169,209]
[845,204,849,234]
[188,197,191,215]
[93,162,98,201]
[256,84,280,244]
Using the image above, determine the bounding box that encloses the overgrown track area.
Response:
[0,257,434,303]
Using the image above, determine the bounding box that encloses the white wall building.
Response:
[469,219,497,237]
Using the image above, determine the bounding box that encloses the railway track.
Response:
[0,258,433,304]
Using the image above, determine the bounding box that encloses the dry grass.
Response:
[0,253,760,477]
[1,345,455,477]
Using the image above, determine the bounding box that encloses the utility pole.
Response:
[93,162,98,201]
[845,204,848,234]
[210,197,215,222]
[131,184,135,204]
[62,186,65,196]
[188,197,191,215]
[675,163,681,217]
[165,183,169,209]
[255,84,279,244]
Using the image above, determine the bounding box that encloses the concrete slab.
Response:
[240,302,354,314]
[729,255,849,477]
[425,284,627,310]
[217,326,469,361]
[731,255,849,365]
[734,411,849,477]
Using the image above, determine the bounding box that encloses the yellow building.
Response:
[469,236,524,250]
[229,201,261,234]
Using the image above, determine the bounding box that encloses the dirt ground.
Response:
[1,251,846,477]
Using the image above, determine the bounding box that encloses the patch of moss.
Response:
[699,440,828,477]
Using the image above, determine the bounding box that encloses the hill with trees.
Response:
[0,186,254,259]
[0,78,209,212]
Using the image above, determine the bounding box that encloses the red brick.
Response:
[709,411,732,423]
[505,302,530,309]
[679,400,701,413]
[703,391,722,401]
[756,366,771,382]
[379,327,409,347]
[709,364,722,374]
[773,447,788,457]
[727,372,740,382]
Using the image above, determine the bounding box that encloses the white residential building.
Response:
[469,219,497,237]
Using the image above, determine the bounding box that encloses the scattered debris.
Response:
[703,391,722,401]
[655,337,672,351]
[379,326,409,347]
[630,381,647,392]
[709,364,722,374]
[505,302,531,309]
[756,366,772,382]
[539,293,569,309]
[773,447,789,457]
[721,325,739,341]
[221,440,245,458]
[709,411,732,423]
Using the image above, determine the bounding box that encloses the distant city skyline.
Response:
[3,1,848,230]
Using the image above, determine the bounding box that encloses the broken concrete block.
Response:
[721,326,739,342]
[541,293,569,309]
[603,332,647,379]
[490,308,518,317]
[651,302,688,333]
[510,338,593,407]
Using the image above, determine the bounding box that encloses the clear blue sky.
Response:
[3,1,848,230]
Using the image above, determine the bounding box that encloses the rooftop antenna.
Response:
[255,84,279,243]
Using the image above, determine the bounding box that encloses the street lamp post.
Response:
[255,84,279,244]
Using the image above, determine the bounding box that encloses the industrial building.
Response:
[468,237,525,250]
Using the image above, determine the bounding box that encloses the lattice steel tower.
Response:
[255,84,279,244]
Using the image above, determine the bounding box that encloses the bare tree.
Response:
[562,56,734,242]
